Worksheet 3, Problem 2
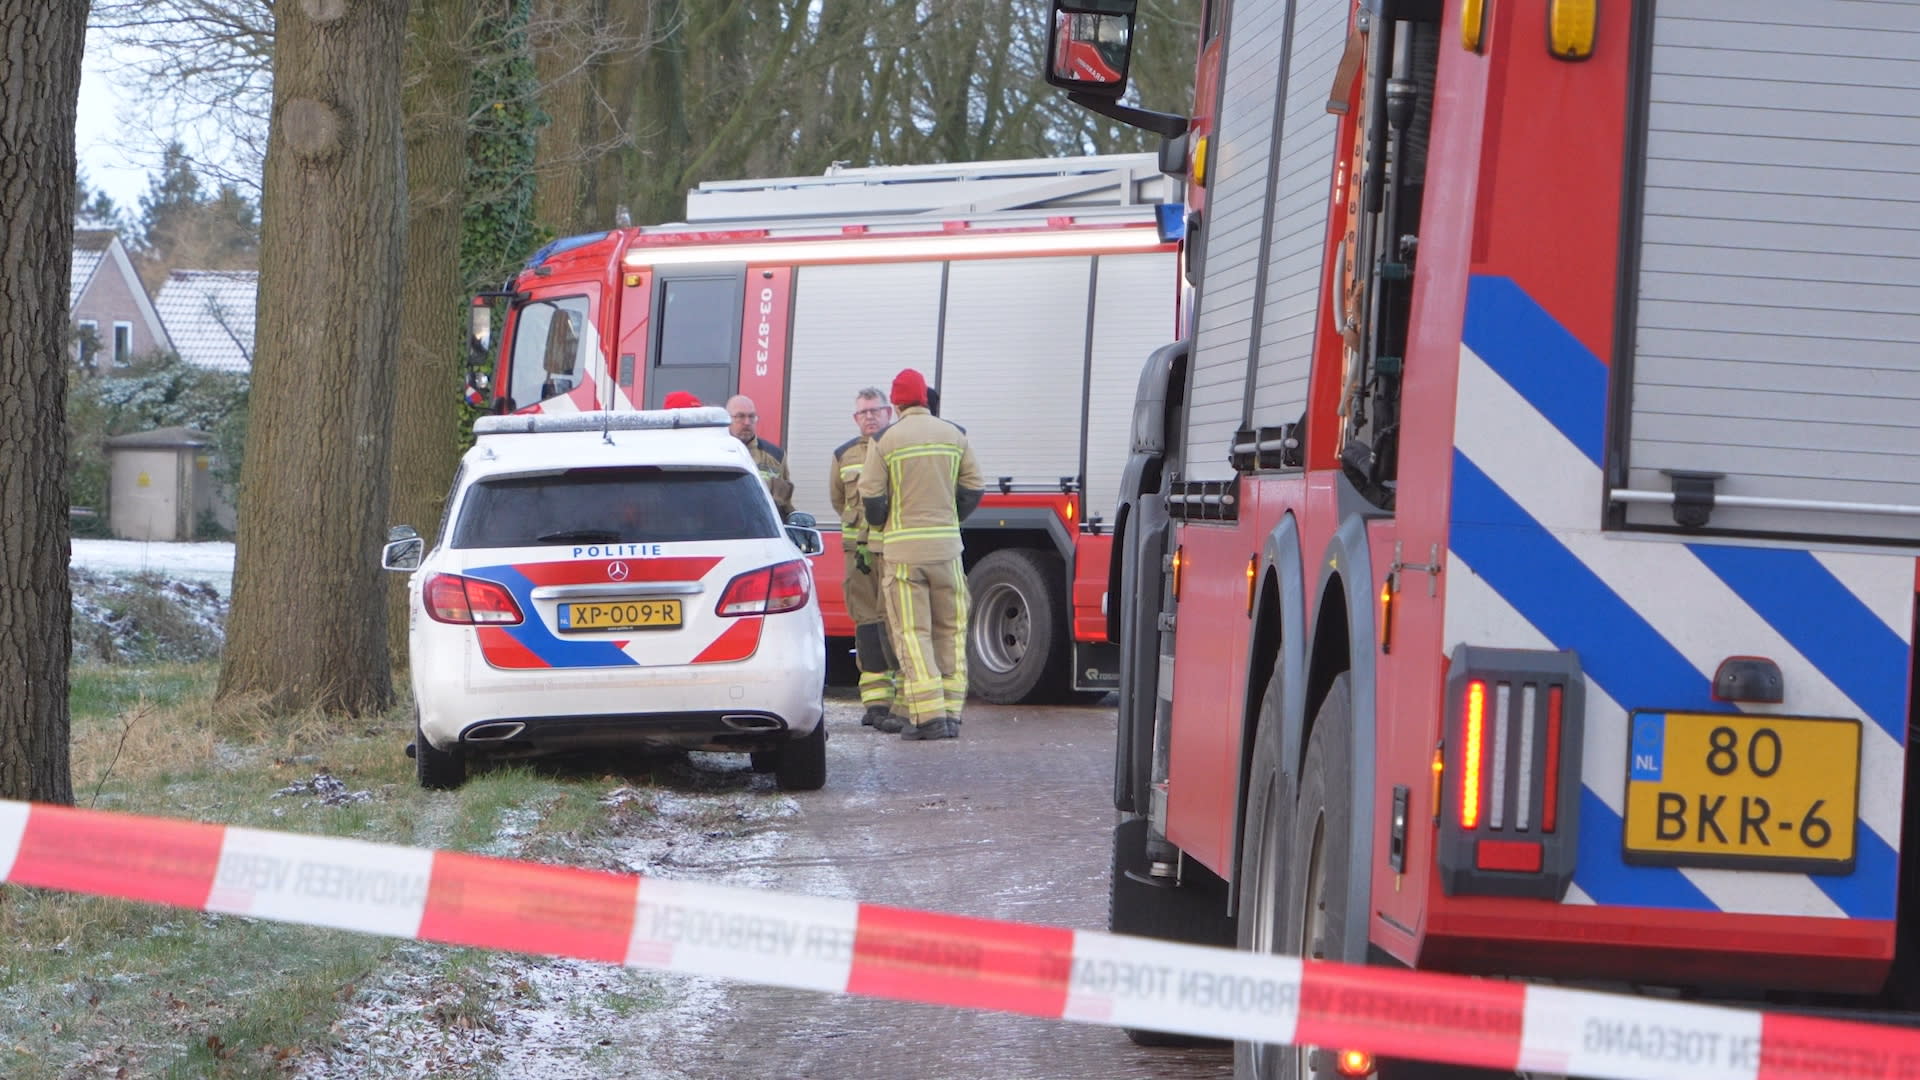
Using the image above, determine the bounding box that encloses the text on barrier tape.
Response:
[4,798,1920,1079]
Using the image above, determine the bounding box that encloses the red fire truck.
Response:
[469,156,1180,703]
[1046,0,1920,1074]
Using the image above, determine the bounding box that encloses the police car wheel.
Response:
[749,750,778,774]
[415,712,467,791]
[774,721,827,792]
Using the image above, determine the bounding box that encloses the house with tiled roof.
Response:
[71,229,171,372]
[153,269,256,374]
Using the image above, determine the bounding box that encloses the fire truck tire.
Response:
[1233,667,1298,1078]
[1242,674,1494,1080]
[773,720,827,792]
[1107,815,1234,1047]
[966,548,1071,704]
[414,712,467,791]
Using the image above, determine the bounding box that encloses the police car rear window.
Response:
[452,466,780,548]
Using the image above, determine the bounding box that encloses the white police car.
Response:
[381,408,828,791]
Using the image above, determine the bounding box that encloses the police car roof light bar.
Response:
[473,408,731,437]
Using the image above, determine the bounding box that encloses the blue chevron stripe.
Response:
[1450,453,1897,919]
[1572,788,1714,911]
[1688,545,1911,744]
[469,564,637,668]
[1461,276,1608,467]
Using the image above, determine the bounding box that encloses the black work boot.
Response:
[901,716,958,741]
[860,704,890,728]
[875,713,908,734]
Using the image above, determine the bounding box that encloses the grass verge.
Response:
[1,662,719,1079]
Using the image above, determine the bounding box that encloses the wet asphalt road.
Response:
[644,695,1234,1079]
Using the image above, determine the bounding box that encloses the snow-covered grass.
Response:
[68,539,233,665]
[71,538,235,596]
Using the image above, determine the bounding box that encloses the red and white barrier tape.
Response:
[3,798,1917,1079]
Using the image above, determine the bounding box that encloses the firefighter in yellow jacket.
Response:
[830,387,902,728]
[727,394,794,520]
[858,369,983,740]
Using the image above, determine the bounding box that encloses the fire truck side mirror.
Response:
[468,303,493,357]
[1044,2,1135,97]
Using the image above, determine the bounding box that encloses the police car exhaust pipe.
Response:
[465,722,528,742]
[721,714,783,733]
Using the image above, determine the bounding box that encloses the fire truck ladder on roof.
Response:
[676,153,1172,228]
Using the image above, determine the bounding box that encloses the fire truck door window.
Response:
[658,277,739,366]
[647,273,744,409]
[508,295,593,408]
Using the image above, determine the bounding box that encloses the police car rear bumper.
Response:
[415,623,825,752]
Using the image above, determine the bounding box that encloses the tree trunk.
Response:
[532,0,593,235]
[0,0,86,804]
[219,0,410,717]
[387,0,474,670]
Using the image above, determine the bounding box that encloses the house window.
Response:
[113,322,133,366]
[76,319,99,369]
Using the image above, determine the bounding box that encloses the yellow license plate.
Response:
[559,599,682,633]
[1623,711,1860,873]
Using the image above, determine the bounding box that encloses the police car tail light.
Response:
[424,573,524,625]
[717,559,811,617]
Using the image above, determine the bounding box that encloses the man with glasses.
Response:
[726,394,794,520]
[830,388,903,729]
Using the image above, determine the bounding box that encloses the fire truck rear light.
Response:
[1542,685,1564,834]
[1515,684,1537,831]
[1489,682,1511,829]
[1476,839,1543,873]
[1460,680,1487,830]
[1337,1049,1374,1077]
[1438,646,1584,900]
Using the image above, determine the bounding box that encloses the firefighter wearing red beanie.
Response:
[662,390,702,409]
[890,368,928,409]
[858,369,983,740]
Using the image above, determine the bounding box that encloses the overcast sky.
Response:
[77,29,156,215]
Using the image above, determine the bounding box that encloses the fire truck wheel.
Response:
[414,711,467,791]
[966,549,1071,704]
[1234,667,1297,1079]
[1276,673,1356,1080]
[1107,815,1234,1047]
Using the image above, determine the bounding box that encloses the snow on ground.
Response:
[71,539,236,597]
[290,762,810,1080]
[67,541,235,664]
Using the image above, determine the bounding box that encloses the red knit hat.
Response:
[890,368,928,409]
[662,391,702,408]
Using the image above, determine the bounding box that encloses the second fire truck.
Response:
[470,155,1181,704]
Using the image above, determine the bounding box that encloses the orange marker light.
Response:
[1337,1049,1375,1077]
[1378,576,1395,653]
[1461,680,1487,829]
[1246,555,1257,615]
[1171,547,1184,601]
[1430,745,1445,823]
